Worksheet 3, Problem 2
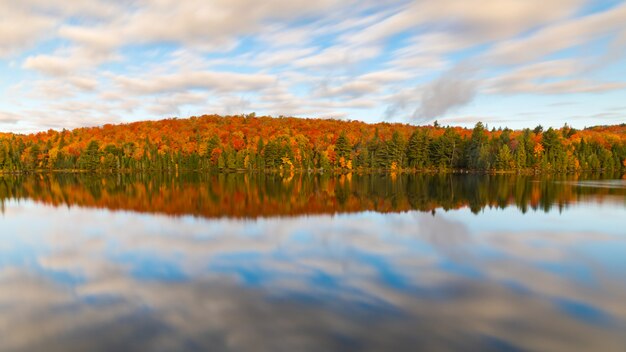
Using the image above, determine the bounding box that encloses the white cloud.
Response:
[1,201,626,351]
[23,45,121,78]
[58,0,354,52]
[486,59,626,94]
[58,25,122,52]
[253,47,320,68]
[112,71,277,95]
[294,45,381,69]
[0,111,21,124]
[146,91,208,116]
[313,71,402,99]
[486,2,626,65]
[0,3,56,57]
[1,0,626,130]
[0,1,123,58]
[345,0,583,46]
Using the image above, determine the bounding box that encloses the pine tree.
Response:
[496,145,512,170]
[515,142,527,170]
[335,132,350,159]
[79,141,100,171]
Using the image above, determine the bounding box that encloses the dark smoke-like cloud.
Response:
[412,69,478,122]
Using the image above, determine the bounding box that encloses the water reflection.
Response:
[0,174,625,351]
[0,172,625,218]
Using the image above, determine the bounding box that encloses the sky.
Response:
[1,0,625,133]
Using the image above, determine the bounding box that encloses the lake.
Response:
[0,173,625,351]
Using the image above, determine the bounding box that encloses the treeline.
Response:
[0,115,625,173]
[2,173,624,218]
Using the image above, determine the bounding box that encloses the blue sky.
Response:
[1,0,625,133]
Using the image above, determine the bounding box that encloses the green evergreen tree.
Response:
[79,141,100,171]
[335,132,351,159]
[496,145,513,170]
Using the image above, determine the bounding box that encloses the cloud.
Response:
[412,69,478,121]
[0,1,123,58]
[1,200,626,351]
[2,0,626,131]
[11,76,99,102]
[0,3,56,57]
[112,71,276,95]
[23,46,121,77]
[145,91,208,116]
[58,25,122,52]
[0,111,20,125]
[486,59,626,94]
[345,0,583,47]
[57,0,353,53]
[251,47,320,68]
[486,2,626,65]
[386,33,463,72]
[293,45,381,69]
[312,70,408,99]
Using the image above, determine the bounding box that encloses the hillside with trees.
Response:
[0,115,624,173]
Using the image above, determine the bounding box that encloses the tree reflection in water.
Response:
[0,172,624,218]
[0,172,625,352]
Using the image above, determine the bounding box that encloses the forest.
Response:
[0,114,625,173]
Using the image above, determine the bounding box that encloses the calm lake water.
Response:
[0,173,625,352]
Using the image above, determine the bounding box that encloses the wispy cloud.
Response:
[0,0,625,132]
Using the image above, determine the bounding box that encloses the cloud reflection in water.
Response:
[0,200,625,351]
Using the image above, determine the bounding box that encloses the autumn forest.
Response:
[1,115,625,173]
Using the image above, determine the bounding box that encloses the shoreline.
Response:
[0,168,622,176]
